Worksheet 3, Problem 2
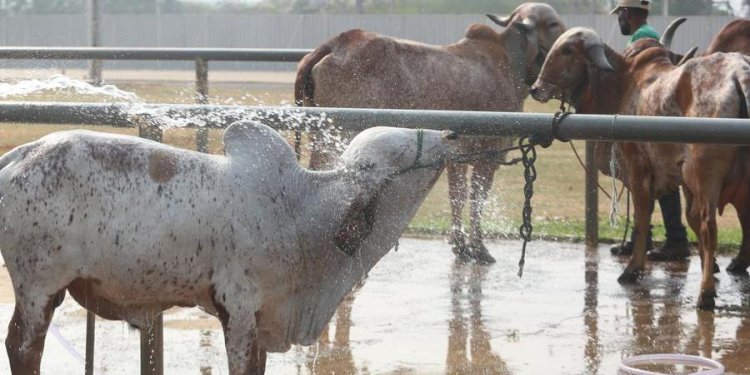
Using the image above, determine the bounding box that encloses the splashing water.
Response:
[0,75,350,152]
[0,75,141,102]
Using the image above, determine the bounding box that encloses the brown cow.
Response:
[706,19,750,55]
[295,3,566,263]
[530,27,750,310]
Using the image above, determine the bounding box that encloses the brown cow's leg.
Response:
[728,201,750,274]
[697,202,719,310]
[619,177,653,284]
[6,290,64,375]
[683,173,721,275]
[684,145,737,310]
[447,162,471,261]
[468,161,498,264]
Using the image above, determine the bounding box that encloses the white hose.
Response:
[619,353,724,375]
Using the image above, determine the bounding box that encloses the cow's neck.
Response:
[577,45,627,114]
[499,27,533,98]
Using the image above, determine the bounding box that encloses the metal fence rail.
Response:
[0,46,311,62]
[2,101,749,144]
[0,46,311,153]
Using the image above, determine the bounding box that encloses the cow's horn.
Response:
[660,17,687,49]
[586,45,614,72]
[487,11,515,27]
[677,46,699,66]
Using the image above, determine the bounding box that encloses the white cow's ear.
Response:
[334,190,380,256]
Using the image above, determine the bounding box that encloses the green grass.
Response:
[0,79,744,250]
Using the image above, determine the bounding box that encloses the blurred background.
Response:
[0,0,743,72]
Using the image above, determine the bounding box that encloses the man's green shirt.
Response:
[628,23,660,45]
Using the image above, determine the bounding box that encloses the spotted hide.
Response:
[0,122,459,374]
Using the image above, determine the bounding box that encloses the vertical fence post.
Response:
[84,2,102,370]
[86,0,102,85]
[585,141,599,247]
[85,311,95,375]
[137,124,163,375]
[140,313,164,375]
[195,58,209,153]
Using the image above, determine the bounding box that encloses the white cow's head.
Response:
[334,127,458,255]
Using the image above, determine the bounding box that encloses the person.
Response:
[609,0,690,261]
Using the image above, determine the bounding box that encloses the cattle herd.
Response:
[0,2,749,374]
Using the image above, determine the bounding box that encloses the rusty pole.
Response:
[195,58,209,152]
[86,0,102,85]
[585,141,599,247]
[140,313,164,375]
[85,311,95,375]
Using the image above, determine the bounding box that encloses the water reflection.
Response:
[710,276,750,374]
[583,245,601,375]
[447,261,509,375]
[299,291,359,375]
[629,261,689,355]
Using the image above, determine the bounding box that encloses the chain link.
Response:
[517,136,537,278]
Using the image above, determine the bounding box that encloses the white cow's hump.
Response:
[223,121,299,174]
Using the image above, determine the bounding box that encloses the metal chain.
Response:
[517,136,537,278]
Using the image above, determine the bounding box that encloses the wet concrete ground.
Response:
[0,237,748,374]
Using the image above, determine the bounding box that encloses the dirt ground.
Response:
[0,238,748,375]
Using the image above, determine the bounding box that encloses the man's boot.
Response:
[648,239,691,261]
[648,190,691,261]
[611,227,653,256]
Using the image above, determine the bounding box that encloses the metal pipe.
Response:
[85,311,95,375]
[0,47,312,62]
[584,141,598,246]
[86,0,102,85]
[195,58,209,153]
[140,314,163,375]
[0,102,748,145]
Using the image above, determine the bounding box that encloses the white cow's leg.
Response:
[222,311,266,375]
[212,283,265,375]
[447,162,470,260]
[468,161,498,264]
[6,289,64,375]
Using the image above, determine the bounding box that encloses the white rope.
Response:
[609,115,620,226]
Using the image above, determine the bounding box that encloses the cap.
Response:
[610,0,650,14]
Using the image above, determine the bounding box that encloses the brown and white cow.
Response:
[530,27,750,310]
[295,2,566,263]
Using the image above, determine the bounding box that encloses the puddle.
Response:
[0,238,748,374]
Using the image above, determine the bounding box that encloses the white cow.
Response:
[0,121,459,374]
